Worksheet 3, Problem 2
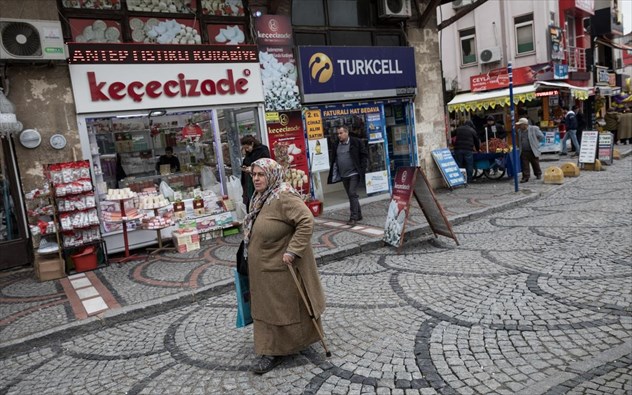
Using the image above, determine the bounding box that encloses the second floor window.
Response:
[515,13,535,54]
[459,28,476,65]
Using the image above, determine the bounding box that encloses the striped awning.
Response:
[447,85,537,113]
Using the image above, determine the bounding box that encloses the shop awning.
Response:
[534,81,591,100]
[595,36,632,51]
[447,85,536,113]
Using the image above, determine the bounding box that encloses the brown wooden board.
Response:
[412,168,459,245]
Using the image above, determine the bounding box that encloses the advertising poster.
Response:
[266,110,310,195]
[431,148,466,188]
[365,170,389,194]
[540,129,561,153]
[383,167,416,247]
[308,139,329,172]
[255,15,300,111]
[366,113,384,143]
[598,132,614,165]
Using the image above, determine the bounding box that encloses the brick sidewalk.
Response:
[1,147,630,349]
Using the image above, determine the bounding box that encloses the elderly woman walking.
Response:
[242,158,326,374]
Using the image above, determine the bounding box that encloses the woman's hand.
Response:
[282,253,295,266]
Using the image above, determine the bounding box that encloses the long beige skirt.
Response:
[253,304,323,356]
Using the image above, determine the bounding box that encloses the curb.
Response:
[1,154,628,354]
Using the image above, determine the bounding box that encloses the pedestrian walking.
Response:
[516,118,545,183]
[560,106,580,156]
[327,126,368,226]
[240,135,270,206]
[451,120,480,183]
[574,105,586,147]
[243,158,326,375]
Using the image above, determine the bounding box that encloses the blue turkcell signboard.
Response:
[431,148,466,188]
[297,46,417,103]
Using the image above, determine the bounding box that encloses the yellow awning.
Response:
[447,85,537,113]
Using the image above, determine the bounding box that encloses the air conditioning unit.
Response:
[0,18,66,61]
[452,0,473,9]
[479,47,502,64]
[378,0,412,18]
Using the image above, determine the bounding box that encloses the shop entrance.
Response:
[0,135,31,269]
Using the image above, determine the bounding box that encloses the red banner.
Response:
[470,66,537,92]
[266,110,310,195]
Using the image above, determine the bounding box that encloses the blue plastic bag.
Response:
[234,269,253,328]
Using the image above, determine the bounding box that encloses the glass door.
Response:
[0,135,31,269]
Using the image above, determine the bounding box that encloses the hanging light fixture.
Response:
[0,88,23,138]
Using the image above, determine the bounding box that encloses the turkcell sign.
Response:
[298,46,417,103]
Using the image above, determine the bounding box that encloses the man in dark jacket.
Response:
[480,115,507,146]
[560,106,579,156]
[327,126,368,226]
[452,120,480,183]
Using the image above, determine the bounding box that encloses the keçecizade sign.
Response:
[298,46,417,103]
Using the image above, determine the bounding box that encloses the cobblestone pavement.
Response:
[0,153,630,394]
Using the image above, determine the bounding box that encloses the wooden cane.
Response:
[288,264,332,357]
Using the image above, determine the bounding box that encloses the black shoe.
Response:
[252,356,284,375]
[559,152,567,156]
[536,175,541,180]
[346,220,357,226]
[520,178,529,183]
[357,216,363,221]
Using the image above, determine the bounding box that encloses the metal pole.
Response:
[508,62,519,192]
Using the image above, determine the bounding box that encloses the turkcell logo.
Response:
[45,47,64,54]
[309,53,333,83]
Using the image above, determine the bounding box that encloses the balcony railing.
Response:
[566,46,586,72]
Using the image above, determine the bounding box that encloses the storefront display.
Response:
[68,43,265,254]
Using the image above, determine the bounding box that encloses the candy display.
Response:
[129,18,201,45]
[138,194,170,210]
[127,0,194,13]
[106,188,137,200]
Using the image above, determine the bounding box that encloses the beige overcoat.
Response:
[247,191,326,355]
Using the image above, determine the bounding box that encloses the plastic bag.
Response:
[227,176,247,220]
[159,181,175,200]
[201,166,218,191]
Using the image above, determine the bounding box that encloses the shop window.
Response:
[292,0,403,46]
[459,28,477,65]
[327,0,373,27]
[69,19,122,43]
[515,14,534,54]
[330,30,373,46]
[295,32,327,46]
[375,34,402,46]
[292,0,326,26]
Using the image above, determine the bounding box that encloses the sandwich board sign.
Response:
[431,148,466,189]
[578,131,598,164]
[383,167,459,248]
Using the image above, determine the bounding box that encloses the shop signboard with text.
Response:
[304,109,329,172]
[470,65,540,92]
[297,46,417,103]
[67,43,263,114]
[266,111,310,195]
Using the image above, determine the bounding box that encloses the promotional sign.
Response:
[366,113,384,143]
[549,26,565,61]
[470,65,538,92]
[266,111,310,194]
[383,167,416,247]
[554,64,569,80]
[384,167,458,248]
[365,171,389,194]
[307,139,329,172]
[431,148,466,188]
[298,46,417,103]
[539,129,561,153]
[579,131,599,164]
[305,109,324,140]
[598,132,614,165]
[255,15,300,111]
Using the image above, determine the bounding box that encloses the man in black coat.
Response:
[327,126,368,226]
[452,120,480,183]
[480,115,507,144]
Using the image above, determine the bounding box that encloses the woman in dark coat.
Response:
[240,135,270,206]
